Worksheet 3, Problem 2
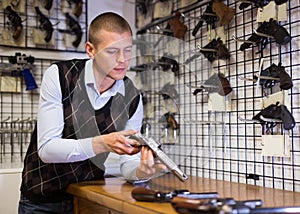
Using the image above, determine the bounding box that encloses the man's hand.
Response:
[92,130,141,155]
[136,146,167,180]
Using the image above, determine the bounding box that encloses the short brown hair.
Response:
[88,12,132,45]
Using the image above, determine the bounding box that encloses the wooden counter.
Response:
[67,174,300,214]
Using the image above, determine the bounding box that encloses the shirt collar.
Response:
[85,59,125,96]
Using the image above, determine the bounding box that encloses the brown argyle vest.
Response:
[20,59,140,203]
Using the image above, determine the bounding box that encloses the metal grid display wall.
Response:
[0,0,88,169]
[0,0,87,52]
[134,0,300,191]
[0,55,59,168]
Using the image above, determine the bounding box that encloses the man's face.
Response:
[93,30,133,80]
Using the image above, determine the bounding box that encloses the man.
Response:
[18,12,164,213]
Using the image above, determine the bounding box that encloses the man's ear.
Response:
[86,42,95,59]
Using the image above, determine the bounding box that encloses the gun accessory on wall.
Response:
[7,53,37,91]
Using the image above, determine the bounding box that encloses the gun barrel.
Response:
[156,150,188,182]
[176,192,219,199]
[250,206,300,213]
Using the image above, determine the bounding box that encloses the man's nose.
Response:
[117,51,125,63]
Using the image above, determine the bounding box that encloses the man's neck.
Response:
[98,76,116,94]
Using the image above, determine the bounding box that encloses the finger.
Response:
[113,146,139,155]
[112,146,127,155]
[125,138,141,147]
[145,147,155,161]
[142,147,156,167]
[141,146,154,161]
[119,139,141,155]
[112,133,137,148]
[124,145,141,155]
[131,146,142,154]
[140,146,147,160]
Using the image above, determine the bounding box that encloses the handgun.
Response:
[172,196,264,214]
[34,6,53,43]
[192,2,218,37]
[259,63,293,90]
[252,102,295,130]
[201,38,230,62]
[257,18,291,45]
[239,0,288,10]
[193,73,232,96]
[239,0,269,10]
[65,12,83,48]
[5,6,23,40]
[185,38,230,63]
[239,32,264,51]
[240,18,291,51]
[132,186,218,202]
[172,196,300,214]
[158,55,179,76]
[8,53,38,91]
[129,133,188,182]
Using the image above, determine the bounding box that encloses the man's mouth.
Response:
[114,67,126,72]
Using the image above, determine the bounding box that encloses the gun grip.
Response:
[131,187,158,202]
[278,69,293,90]
[22,68,38,90]
[281,105,295,130]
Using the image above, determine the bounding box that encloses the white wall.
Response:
[0,1,136,214]
[0,169,22,214]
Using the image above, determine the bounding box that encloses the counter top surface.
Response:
[67,174,300,213]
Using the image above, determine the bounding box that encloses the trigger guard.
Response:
[266,122,277,128]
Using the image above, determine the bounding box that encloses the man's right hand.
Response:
[136,146,167,180]
[92,130,141,155]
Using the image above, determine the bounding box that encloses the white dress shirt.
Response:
[37,59,143,180]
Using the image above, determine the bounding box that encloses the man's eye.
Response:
[106,49,117,54]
